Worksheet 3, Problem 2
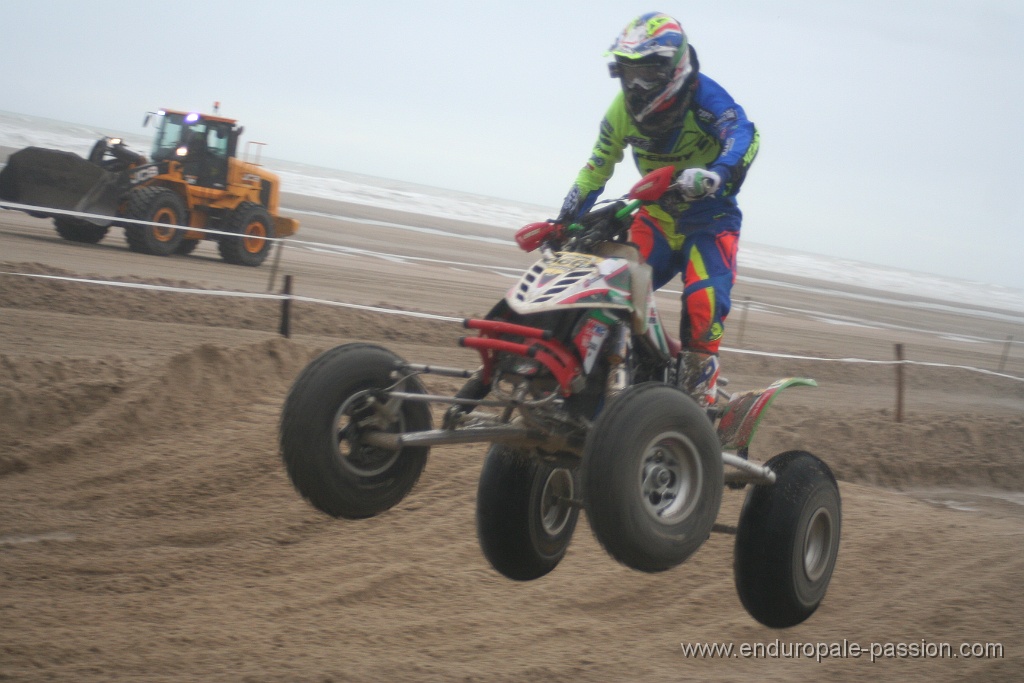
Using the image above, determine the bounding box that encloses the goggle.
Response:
[608,61,673,91]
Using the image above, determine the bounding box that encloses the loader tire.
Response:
[124,187,187,256]
[219,201,274,267]
[54,216,108,244]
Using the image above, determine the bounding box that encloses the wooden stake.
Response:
[998,335,1013,372]
[894,343,905,423]
[736,296,750,345]
[280,274,293,338]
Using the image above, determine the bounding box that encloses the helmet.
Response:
[607,13,696,134]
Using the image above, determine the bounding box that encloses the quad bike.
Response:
[279,167,841,628]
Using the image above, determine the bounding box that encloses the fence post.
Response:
[894,343,904,423]
[998,335,1013,372]
[279,274,293,338]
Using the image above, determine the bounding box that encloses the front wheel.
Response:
[219,201,274,266]
[583,383,723,573]
[476,446,579,581]
[279,343,432,519]
[123,186,187,256]
[734,450,841,628]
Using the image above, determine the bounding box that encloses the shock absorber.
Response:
[605,323,632,399]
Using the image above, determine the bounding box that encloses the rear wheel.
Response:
[123,186,187,256]
[279,343,432,519]
[583,383,723,572]
[734,450,841,628]
[476,446,579,581]
[54,216,108,244]
[219,201,274,266]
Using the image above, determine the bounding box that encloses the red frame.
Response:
[459,318,582,396]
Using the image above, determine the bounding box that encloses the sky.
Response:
[2,1,1023,289]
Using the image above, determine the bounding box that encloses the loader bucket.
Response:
[0,147,123,225]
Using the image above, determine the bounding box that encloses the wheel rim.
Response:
[152,207,179,241]
[333,398,401,477]
[639,431,703,523]
[243,221,267,254]
[539,468,574,536]
[803,507,835,582]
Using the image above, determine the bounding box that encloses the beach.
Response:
[1,190,1023,681]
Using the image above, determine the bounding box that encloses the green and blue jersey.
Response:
[566,73,759,250]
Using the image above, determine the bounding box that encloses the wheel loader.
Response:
[0,108,299,266]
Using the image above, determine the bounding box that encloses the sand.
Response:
[1,194,1023,682]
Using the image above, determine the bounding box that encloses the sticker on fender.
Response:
[575,317,610,374]
[543,253,600,276]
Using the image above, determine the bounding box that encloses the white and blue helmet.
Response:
[607,13,696,132]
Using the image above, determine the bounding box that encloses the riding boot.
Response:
[676,350,720,408]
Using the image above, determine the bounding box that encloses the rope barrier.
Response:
[1,270,1020,382]
[721,346,1024,383]
[3,200,1022,383]
[0,271,462,322]
[0,200,288,244]
[0,199,526,275]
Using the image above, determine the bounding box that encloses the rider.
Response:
[559,12,759,407]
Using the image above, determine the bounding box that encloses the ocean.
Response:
[2,109,1023,316]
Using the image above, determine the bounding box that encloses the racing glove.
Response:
[556,185,585,223]
[557,184,603,223]
[675,168,722,201]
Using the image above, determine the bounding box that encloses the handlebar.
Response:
[516,164,674,254]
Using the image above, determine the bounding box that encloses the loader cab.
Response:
[148,109,240,189]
